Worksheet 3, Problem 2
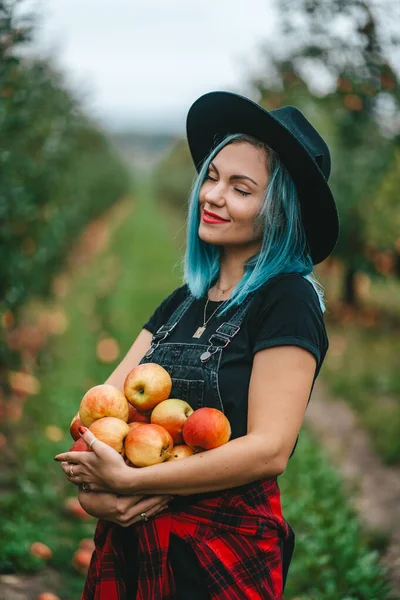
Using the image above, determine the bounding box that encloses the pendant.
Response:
[192,326,206,339]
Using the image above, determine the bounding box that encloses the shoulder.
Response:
[257,273,323,310]
[142,283,189,333]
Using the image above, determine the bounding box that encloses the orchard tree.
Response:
[252,0,400,304]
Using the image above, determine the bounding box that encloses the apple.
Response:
[124,363,172,411]
[37,594,61,600]
[79,538,95,551]
[167,444,194,461]
[69,438,91,452]
[128,421,143,430]
[182,408,231,451]
[79,384,129,427]
[71,548,92,575]
[124,423,173,467]
[89,417,130,454]
[128,403,151,423]
[64,497,93,520]
[150,399,194,444]
[30,542,53,561]
[70,411,83,441]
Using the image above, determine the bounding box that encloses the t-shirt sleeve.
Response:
[142,284,188,334]
[252,274,329,373]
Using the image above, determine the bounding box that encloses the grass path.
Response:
[0,174,393,599]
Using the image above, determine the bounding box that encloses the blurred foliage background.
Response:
[1,0,400,598]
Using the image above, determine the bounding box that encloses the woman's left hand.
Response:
[55,426,129,494]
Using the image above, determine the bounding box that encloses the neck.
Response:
[217,243,259,289]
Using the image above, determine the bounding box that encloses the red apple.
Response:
[124,363,172,411]
[151,399,194,444]
[79,538,95,551]
[167,444,194,461]
[182,408,231,451]
[69,438,91,452]
[79,384,129,427]
[30,542,53,561]
[128,403,151,423]
[70,411,83,441]
[89,417,130,453]
[124,423,173,467]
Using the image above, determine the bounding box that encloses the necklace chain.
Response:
[192,296,227,339]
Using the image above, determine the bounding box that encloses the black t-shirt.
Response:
[143,273,328,451]
[136,273,328,598]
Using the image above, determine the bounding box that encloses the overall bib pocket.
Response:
[171,377,205,410]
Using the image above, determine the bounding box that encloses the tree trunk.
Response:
[343,265,358,306]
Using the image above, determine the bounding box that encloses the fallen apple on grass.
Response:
[124,363,172,411]
[182,407,231,451]
[71,547,92,575]
[30,542,53,561]
[124,423,173,467]
[64,497,93,520]
[151,398,193,444]
[79,384,129,427]
[89,417,130,454]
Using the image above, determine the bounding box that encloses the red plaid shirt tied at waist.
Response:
[82,477,291,600]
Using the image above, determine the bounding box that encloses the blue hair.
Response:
[183,133,326,313]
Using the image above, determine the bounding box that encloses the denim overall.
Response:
[139,289,295,593]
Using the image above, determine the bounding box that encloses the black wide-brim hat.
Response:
[186,91,339,265]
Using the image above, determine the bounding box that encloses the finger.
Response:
[125,500,170,527]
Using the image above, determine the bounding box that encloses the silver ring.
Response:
[69,465,75,477]
[81,482,90,492]
[89,438,98,449]
[140,512,149,522]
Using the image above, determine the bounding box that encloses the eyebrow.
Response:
[209,162,259,187]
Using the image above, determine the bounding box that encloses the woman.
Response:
[55,91,339,599]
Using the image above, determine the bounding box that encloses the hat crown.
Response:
[269,105,331,179]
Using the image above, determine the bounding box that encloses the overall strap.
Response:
[200,290,256,363]
[144,289,195,358]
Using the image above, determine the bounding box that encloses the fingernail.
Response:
[78,426,87,435]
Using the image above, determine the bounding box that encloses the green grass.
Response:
[0,173,392,599]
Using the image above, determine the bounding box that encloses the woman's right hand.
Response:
[78,489,173,527]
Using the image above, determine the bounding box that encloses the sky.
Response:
[23,0,279,133]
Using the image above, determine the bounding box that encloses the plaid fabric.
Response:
[82,478,291,600]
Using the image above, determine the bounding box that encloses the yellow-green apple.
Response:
[89,417,130,454]
[79,384,129,427]
[124,363,172,411]
[70,438,91,452]
[70,411,84,441]
[167,444,194,461]
[150,399,194,444]
[124,423,173,467]
[182,407,231,451]
[128,403,151,423]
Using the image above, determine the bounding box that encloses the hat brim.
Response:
[186,91,339,265]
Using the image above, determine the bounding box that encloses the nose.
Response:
[203,181,226,205]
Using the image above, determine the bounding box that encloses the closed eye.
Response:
[204,175,251,197]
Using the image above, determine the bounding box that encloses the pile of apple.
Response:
[69,363,231,467]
